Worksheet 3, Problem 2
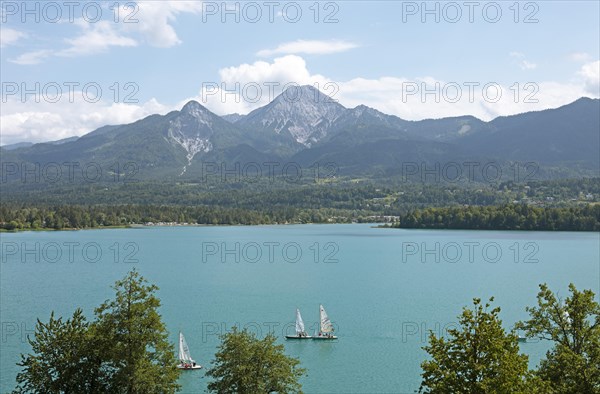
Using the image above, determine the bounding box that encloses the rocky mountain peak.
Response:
[168,101,217,175]
[240,85,347,146]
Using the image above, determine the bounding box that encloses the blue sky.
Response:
[1,1,599,145]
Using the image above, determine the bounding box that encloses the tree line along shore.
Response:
[1,203,599,232]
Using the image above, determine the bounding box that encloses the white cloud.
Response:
[197,55,598,121]
[58,20,137,57]
[194,55,330,114]
[568,52,591,62]
[6,1,201,65]
[510,52,537,70]
[124,1,202,48]
[342,78,594,120]
[10,18,139,62]
[219,55,326,85]
[0,96,172,146]
[0,27,27,48]
[578,60,600,95]
[520,60,537,70]
[257,40,359,57]
[8,50,53,65]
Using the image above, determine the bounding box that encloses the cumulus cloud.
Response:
[219,55,327,86]
[193,55,330,114]
[0,96,172,146]
[256,39,359,57]
[64,1,203,54]
[122,1,202,47]
[343,78,592,121]
[578,60,600,95]
[196,55,597,121]
[0,27,27,47]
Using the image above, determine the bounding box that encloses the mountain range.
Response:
[2,85,599,182]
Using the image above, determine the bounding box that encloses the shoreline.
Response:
[2,221,598,233]
[0,221,373,233]
[377,224,599,233]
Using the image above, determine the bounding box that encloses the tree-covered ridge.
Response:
[2,176,598,208]
[1,178,598,231]
[390,204,600,231]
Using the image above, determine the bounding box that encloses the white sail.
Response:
[319,304,334,333]
[563,303,572,325]
[179,332,194,363]
[295,308,306,334]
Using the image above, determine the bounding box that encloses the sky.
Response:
[0,0,599,145]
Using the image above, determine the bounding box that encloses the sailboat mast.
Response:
[319,305,324,333]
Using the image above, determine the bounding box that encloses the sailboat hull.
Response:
[285,335,312,339]
[312,335,337,340]
[177,364,202,370]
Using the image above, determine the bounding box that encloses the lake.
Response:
[1,224,598,393]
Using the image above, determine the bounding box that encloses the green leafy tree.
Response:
[13,270,180,394]
[94,270,180,394]
[516,283,600,393]
[419,297,540,393]
[206,327,305,394]
[14,309,110,393]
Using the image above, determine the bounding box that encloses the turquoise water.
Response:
[1,224,598,393]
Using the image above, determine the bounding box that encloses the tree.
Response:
[94,270,180,394]
[14,309,110,393]
[419,297,540,393]
[206,327,305,394]
[516,283,600,393]
[13,270,180,394]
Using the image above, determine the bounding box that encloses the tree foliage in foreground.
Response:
[93,270,180,393]
[420,284,600,393]
[516,283,600,393]
[206,327,305,394]
[419,297,544,393]
[13,309,110,393]
[14,270,180,394]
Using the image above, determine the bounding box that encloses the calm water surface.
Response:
[1,224,598,393]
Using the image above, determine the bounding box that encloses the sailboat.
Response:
[177,331,202,370]
[514,327,528,343]
[285,308,311,339]
[312,304,337,340]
